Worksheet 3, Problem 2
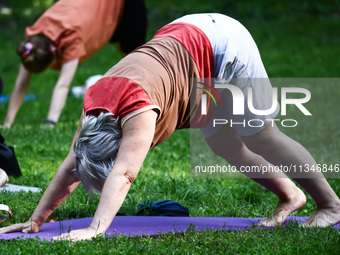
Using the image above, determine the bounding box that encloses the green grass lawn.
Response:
[1,0,340,254]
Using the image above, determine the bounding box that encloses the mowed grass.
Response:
[1,0,340,254]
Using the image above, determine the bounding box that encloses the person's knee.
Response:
[224,144,251,167]
[241,124,282,156]
[204,125,251,166]
[207,136,249,166]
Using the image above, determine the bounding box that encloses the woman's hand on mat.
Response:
[0,220,40,234]
[52,226,101,242]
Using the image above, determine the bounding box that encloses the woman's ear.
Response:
[49,44,57,65]
[50,44,57,53]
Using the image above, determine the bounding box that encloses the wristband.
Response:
[45,119,57,126]
[0,204,13,223]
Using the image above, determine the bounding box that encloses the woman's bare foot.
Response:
[259,186,306,226]
[302,202,340,227]
[0,168,9,187]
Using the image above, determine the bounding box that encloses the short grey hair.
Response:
[74,112,122,194]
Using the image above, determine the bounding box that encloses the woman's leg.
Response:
[241,123,340,226]
[205,124,306,226]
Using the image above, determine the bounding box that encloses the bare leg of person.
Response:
[241,123,340,227]
[205,125,306,226]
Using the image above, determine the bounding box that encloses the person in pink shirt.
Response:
[1,0,146,128]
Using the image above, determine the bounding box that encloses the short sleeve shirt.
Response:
[84,77,159,127]
[84,22,213,148]
[26,0,124,70]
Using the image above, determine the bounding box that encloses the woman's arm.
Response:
[2,64,32,128]
[46,59,79,124]
[54,110,158,241]
[0,114,84,234]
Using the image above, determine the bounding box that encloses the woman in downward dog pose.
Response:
[1,0,146,128]
[1,13,339,241]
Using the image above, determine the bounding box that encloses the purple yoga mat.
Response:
[1,216,339,241]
